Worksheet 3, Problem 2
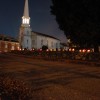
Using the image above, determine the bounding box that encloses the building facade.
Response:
[19,0,60,50]
[0,35,19,52]
[31,31,60,50]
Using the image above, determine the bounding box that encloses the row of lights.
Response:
[19,48,93,53]
[39,49,67,52]
[69,48,91,53]
[69,48,75,52]
[79,49,91,53]
[19,48,67,52]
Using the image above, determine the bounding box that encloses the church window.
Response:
[5,44,8,48]
[27,40,28,44]
[26,19,29,24]
[56,43,58,48]
[41,40,43,46]
[23,18,29,24]
[25,18,27,23]
[32,40,35,45]
[11,46,14,50]
[47,40,48,46]
[51,42,53,48]
[27,31,29,35]
[22,19,23,24]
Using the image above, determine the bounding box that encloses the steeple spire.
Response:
[19,0,32,50]
[22,0,30,26]
[23,0,29,17]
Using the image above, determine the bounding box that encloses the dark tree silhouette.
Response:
[51,0,100,52]
[42,45,48,51]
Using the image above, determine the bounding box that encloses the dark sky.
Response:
[0,0,67,43]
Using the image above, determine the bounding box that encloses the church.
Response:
[19,0,60,50]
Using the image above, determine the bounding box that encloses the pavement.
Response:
[0,53,100,100]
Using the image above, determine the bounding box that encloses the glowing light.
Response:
[17,47,19,50]
[11,46,14,50]
[50,49,52,51]
[22,16,30,24]
[87,50,90,52]
[79,50,82,52]
[82,49,86,52]
[40,49,42,51]
[5,44,8,48]
[69,48,71,51]
[72,48,75,52]
[46,49,49,52]
[32,48,34,51]
[26,19,29,24]
[54,49,56,51]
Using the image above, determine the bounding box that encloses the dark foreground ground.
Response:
[0,53,100,100]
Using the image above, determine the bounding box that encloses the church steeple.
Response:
[19,0,32,50]
[23,0,29,17]
[22,0,30,26]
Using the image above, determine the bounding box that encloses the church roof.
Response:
[32,31,60,41]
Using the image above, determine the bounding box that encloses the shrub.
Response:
[42,45,48,51]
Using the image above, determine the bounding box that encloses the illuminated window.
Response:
[25,18,27,23]
[26,19,29,24]
[22,16,30,24]
[11,46,14,50]
[5,44,8,48]
[23,18,27,24]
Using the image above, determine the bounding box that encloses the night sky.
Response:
[0,0,67,43]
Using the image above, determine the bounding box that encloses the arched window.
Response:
[41,40,43,46]
[56,43,58,48]
[47,40,48,46]
[27,40,28,44]
[51,42,53,48]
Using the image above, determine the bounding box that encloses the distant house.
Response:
[0,34,19,52]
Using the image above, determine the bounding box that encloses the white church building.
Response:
[19,0,60,50]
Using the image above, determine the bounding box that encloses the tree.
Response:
[51,0,100,52]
